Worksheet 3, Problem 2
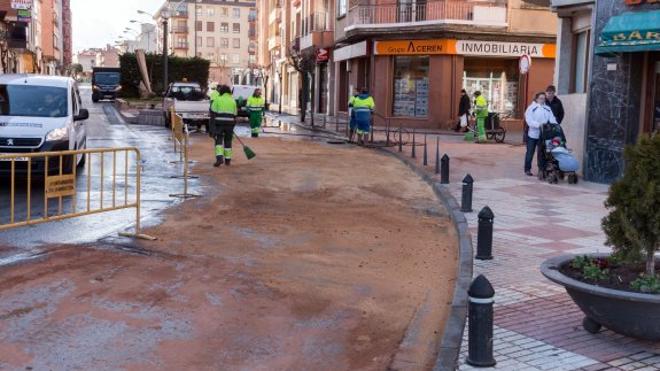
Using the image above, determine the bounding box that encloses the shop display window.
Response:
[393,56,429,117]
[463,59,519,118]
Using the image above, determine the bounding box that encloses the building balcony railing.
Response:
[346,0,507,29]
[268,36,280,50]
[174,42,189,49]
[302,12,333,35]
[269,8,281,24]
[172,26,188,33]
[171,10,189,18]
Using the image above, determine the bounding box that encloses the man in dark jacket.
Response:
[546,85,565,124]
[454,89,471,132]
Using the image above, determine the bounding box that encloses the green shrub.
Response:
[602,135,660,278]
[630,274,660,294]
[119,53,210,98]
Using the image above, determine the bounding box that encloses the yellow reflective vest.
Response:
[247,96,265,111]
[211,93,237,116]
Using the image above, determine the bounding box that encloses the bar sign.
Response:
[11,0,32,10]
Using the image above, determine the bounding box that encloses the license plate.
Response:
[0,155,28,161]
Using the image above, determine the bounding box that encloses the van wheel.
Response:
[77,151,86,168]
[92,97,99,103]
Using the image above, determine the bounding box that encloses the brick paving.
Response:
[268,114,660,371]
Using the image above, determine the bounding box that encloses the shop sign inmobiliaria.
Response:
[374,39,556,59]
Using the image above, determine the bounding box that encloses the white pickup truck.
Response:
[162,82,209,130]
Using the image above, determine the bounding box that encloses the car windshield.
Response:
[95,72,120,85]
[170,84,205,101]
[0,85,68,118]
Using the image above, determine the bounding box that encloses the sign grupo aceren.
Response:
[374,39,556,58]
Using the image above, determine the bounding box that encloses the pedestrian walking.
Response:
[474,91,488,142]
[209,84,238,167]
[352,88,375,146]
[524,92,557,176]
[545,85,565,125]
[247,88,265,138]
[348,91,359,142]
[455,89,471,132]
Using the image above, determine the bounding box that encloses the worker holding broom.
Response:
[474,91,488,143]
[247,88,265,138]
[209,84,238,167]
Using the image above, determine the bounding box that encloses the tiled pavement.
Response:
[267,114,660,370]
[451,177,660,371]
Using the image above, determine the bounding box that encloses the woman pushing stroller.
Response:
[524,92,557,177]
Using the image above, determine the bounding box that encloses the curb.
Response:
[375,148,473,371]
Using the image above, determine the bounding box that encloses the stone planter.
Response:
[541,254,660,341]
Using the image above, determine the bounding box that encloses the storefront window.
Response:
[463,58,519,117]
[393,56,429,117]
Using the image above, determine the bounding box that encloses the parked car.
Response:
[91,67,121,103]
[162,82,209,130]
[0,74,89,175]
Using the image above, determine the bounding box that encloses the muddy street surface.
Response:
[0,130,458,369]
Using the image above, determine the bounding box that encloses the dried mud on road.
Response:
[0,136,458,370]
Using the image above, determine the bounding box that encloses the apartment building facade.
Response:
[258,0,558,127]
[0,0,70,74]
[156,0,257,85]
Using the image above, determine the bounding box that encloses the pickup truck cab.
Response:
[162,82,209,129]
[0,74,89,174]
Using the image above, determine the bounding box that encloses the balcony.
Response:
[268,36,280,50]
[269,8,281,24]
[172,25,188,33]
[300,12,334,50]
[345,0,507,33]
[174,42,189,49]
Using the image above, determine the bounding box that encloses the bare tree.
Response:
[288,41,315,123]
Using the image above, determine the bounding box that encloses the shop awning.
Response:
[595,10,660,55]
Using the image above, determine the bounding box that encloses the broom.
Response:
[233,134,256,160]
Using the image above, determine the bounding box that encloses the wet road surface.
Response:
[0,85,201,261]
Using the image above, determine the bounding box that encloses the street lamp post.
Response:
[162,10,169,94]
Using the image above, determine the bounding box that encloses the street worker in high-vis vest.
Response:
[474,91,488,143]
[352,88,375,146]
[247,88,265,138]
[209,84,238,167]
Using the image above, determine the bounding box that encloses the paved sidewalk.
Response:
[269,112,660,370]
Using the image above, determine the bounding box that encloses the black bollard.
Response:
[386,124,390,146]
[476,206,494,260]
[461,174,474,212]
[411,129,417,158]
[398,124,403,153]
[423,134,428,166]
[440,154,450,184]
[370,123,374,143]
[467,274,496,367]
[435,138,440,174]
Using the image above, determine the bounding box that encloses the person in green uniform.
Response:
[209,85,238,167]
[352,88,375,146]
[473,91,488,143]
[247,88,265,138]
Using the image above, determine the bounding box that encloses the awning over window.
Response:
[595,10,660,55]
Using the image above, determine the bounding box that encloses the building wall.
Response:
[583,0,656,183]
[508,0,558,36]
[62,0,72,68]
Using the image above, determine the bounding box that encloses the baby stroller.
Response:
[539,123,579,184]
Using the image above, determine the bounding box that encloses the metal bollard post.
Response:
[435,138,440,174]
[398,124,403,153]
[461,174,474,212]
[440,154,450,184]
[467,274,496,367]
[386,124,390,146]
[423,134,428,166]
[370,124,374,143]
[412,129,416,158]
[476,206,494,260]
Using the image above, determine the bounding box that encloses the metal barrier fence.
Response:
[0,147,155,240]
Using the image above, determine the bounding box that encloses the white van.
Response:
[0,74,88,174]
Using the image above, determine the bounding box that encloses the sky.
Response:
[71,0,164,52]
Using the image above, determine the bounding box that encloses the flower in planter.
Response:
[602,134,660,289]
